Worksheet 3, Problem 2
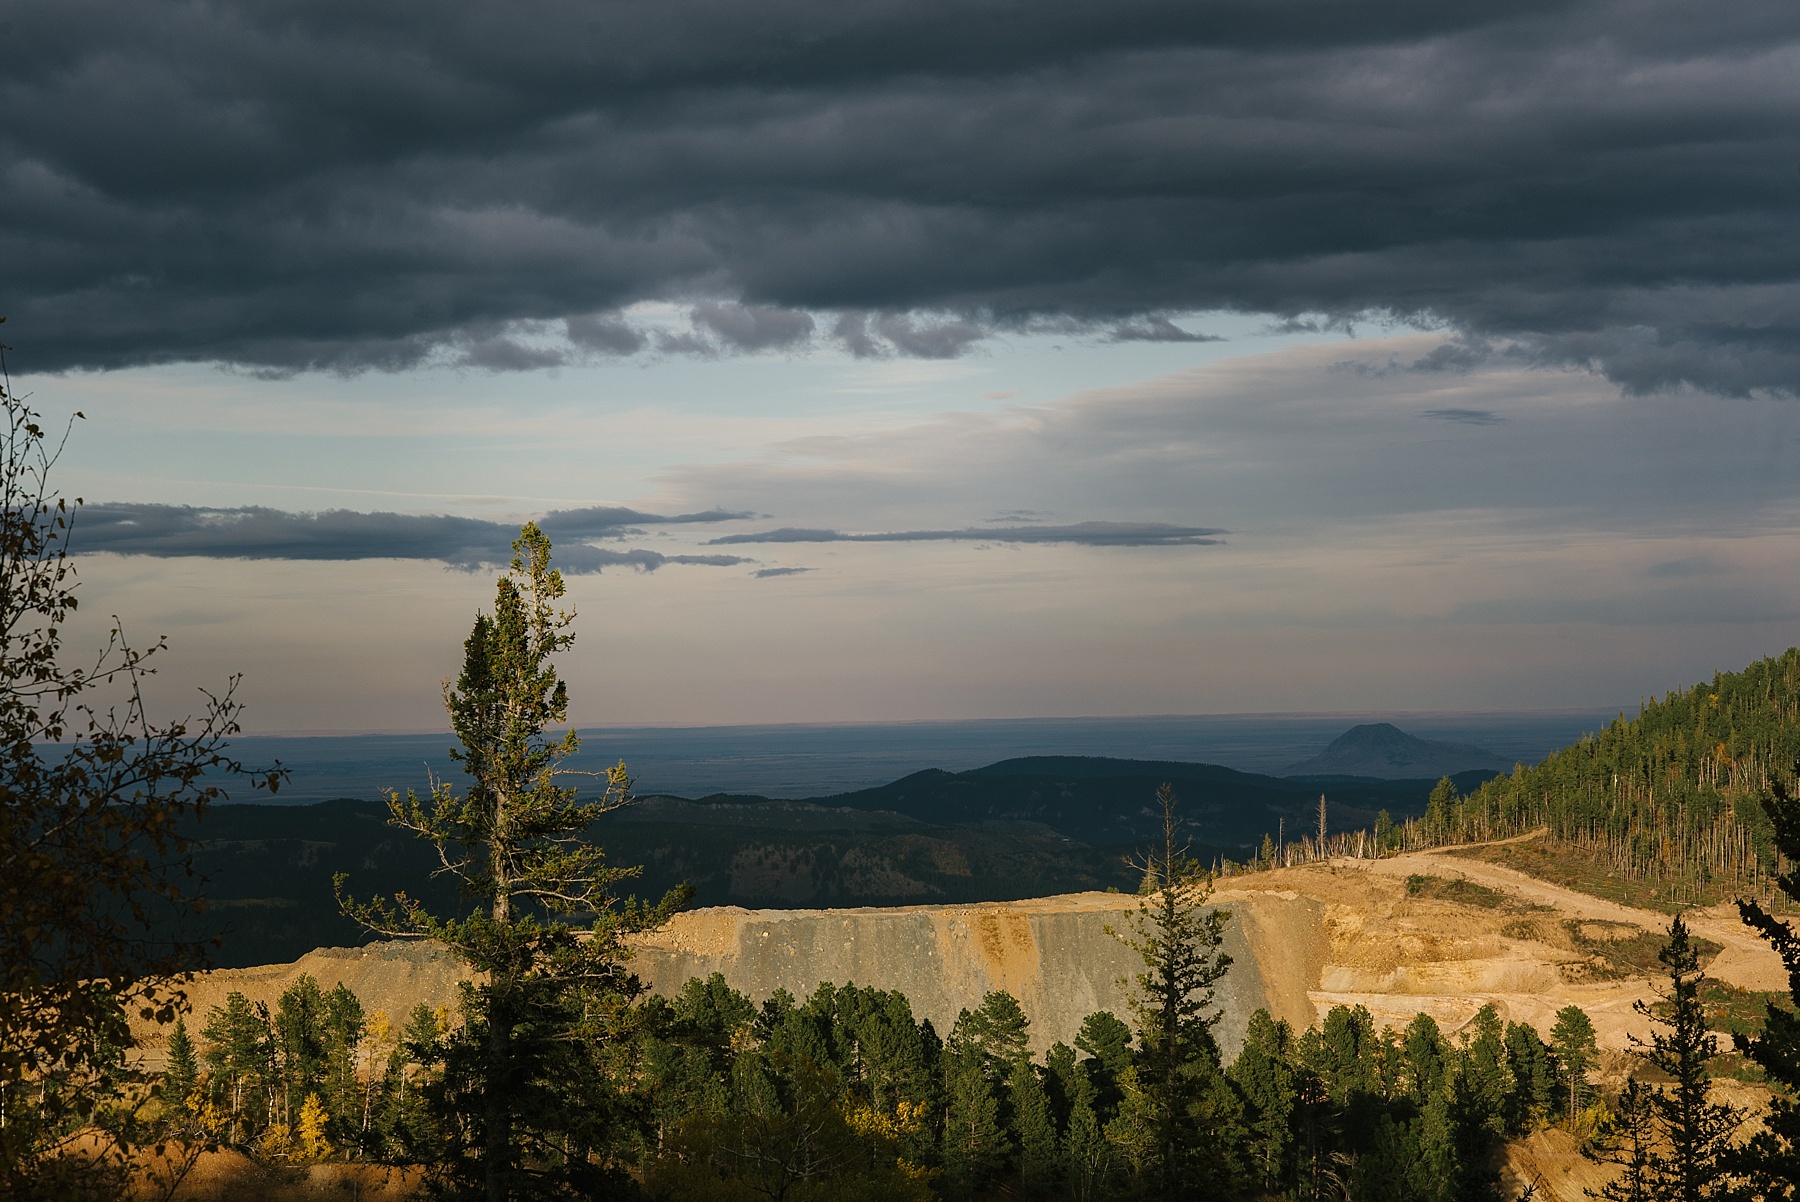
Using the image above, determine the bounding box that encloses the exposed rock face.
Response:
[138,844,1787,1073]
[629,889,1326,1057]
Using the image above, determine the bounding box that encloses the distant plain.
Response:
[229,709,1622,804]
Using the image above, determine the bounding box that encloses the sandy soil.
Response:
[132,1147,421,1201]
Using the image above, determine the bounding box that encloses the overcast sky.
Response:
[6,0,1799,731]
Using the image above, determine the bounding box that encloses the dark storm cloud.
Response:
[76,503,753,572]
[708,522,1226,547]
[4,0,1800,394]
[1107,317,1223,344]
[691,303,815,352]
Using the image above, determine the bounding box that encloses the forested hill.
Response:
[1430,648,1800,901]
[186,756,1479,967]
[811,755,1490,846]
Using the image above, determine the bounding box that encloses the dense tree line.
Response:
[160,977,443,1163]
[159,970,1622,1200]
[635,978,1579,1202]
[1412,650,1800,898]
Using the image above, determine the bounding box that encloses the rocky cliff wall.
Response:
[143,845,1783,1071]
[630,887,1326,1056]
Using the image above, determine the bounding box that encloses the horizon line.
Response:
[230,705,1630,739]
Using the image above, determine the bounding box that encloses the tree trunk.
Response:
[487,991,512,1202]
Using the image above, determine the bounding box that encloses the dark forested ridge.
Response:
[796,755,1490,846]
[188,758,1476,967]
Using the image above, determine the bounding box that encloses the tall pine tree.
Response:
[942,1040,1008,1195]
[341,523,686,1201]
[1227,1009,1297,1195]
[1112,783,1241,1200]
[1552,1005,1599,1124]
[1631,913,1742,1202]
[1733,765,1800,1199]
[201,992,273,1145]
[1011,1055,1060,1195]
[1591,1078,1660,1202]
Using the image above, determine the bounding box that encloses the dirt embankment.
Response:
[145,842,1788,1067]
[135,942,468,1066]
[631,842,1787,1060]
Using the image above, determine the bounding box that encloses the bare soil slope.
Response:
[150,839,1784,1063]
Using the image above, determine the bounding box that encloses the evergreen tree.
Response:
[380,1003,444,1160]
[943,1041,1009,1195]
[1732,766,1800,1199]
[162,1017,199,1117]
[1552,1006,1600,1123]
[639,973,758,1135]
[1075,1011,1133,1124]
[1372,1025,1407,1100]
[959,990,1031,1079]
[1504,1020,1556,1135]
[1012,1055,1061,1194]
[1460,1003,1514,1143]
[1227,1009,1297,1195]
[1063,1060,1113,1202]
[340,524,687,1201]
[1590,1078,1659,1202]
[1401,1012,1450,1104]
[320,983,365,1145]
[274,975,328,1128]
[1113,782,1237,1200]
[1425,776,1458,833]
[201,992,274,1145]
[1633,913,1742,1202]
[1416,1087,1461,1202]
[1316,1004,1379,1106]
[1289,1028,1340,1196]
[1045,1041,1079,1130]
[1442,1064,1506,1202]
[1352,1113,1436,1202]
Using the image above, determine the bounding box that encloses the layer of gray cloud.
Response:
[710,522,1225,547]
[76,503,754,573]
[4,1,1798,394]
[654,334,1800,540]
[71,502,1222,567]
